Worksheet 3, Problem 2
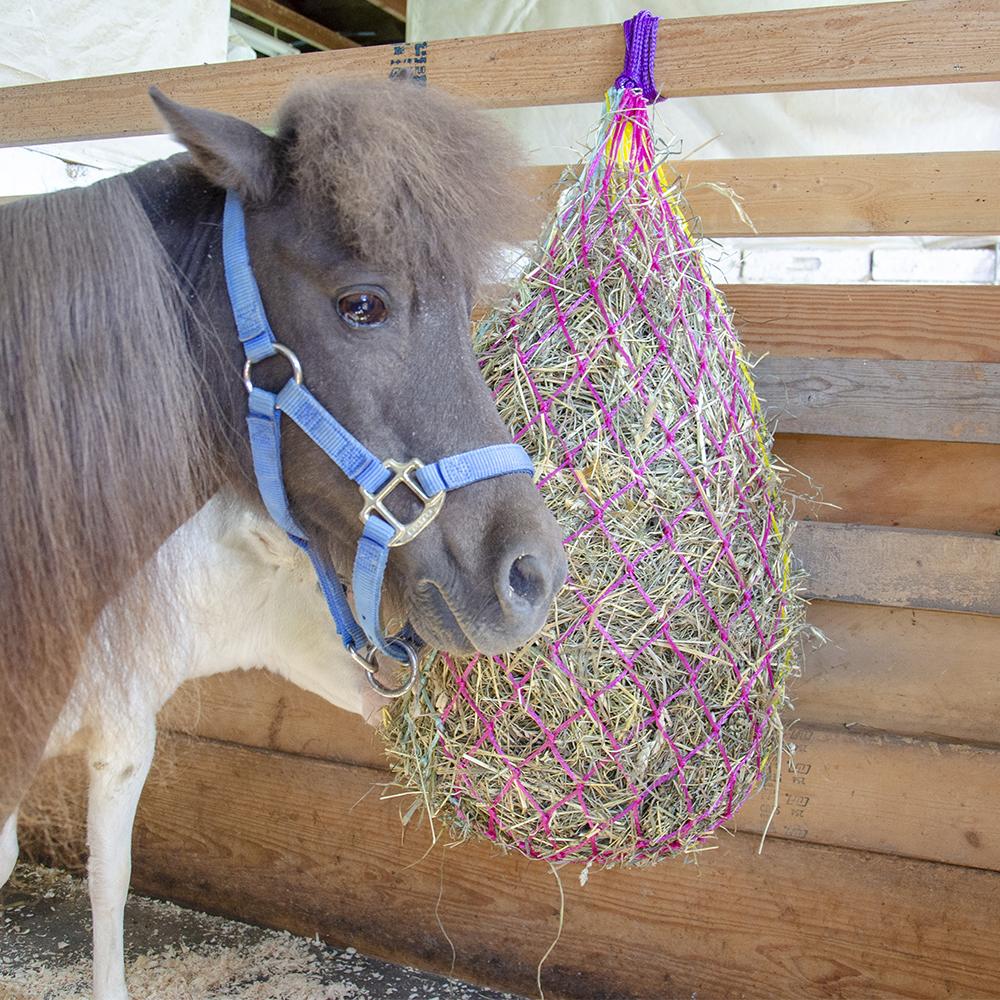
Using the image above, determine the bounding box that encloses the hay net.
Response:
[383,11,804,867]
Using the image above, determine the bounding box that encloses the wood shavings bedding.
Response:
[0,866,520,1000]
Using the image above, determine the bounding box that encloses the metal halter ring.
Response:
[242,343,304,394]
[352,639,419,698]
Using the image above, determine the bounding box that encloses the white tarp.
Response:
[0,0,233,194]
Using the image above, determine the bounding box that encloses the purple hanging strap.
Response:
[615,9,663,103]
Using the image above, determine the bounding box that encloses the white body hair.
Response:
[0,494,375,1000]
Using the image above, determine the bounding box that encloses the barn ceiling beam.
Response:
[232,0,359,50]
[363,0,405,22]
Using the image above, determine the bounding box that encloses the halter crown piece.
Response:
[222,191,535,697]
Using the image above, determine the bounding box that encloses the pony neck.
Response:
[126,154,254,504]
[126,154,223,295]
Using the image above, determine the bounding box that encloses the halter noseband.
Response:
[222,192,533,697]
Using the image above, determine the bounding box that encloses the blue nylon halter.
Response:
[221,191,534,696]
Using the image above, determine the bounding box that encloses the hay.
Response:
[383,87,805,866]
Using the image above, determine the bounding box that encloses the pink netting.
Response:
[386,86,799,866]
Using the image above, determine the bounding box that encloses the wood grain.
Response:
[164,599,1000,755]
[132,734,1000,1000]
[232,0,359,50]
[478,285,1000,363]
[160,669,386,770]
[161,608,1000,870]
[794,522,1000,615]
[735,722,1000,870]
[726,285,1000,363]
[9,152,1000,241]
[800,601,1000,744]
[1,1,997,146]
[774,435,1000,533]
[680,152,1000,236]
[524,153,1000,236]
[521,152,1000,237]
[161,683,1000,870]
[755,357,1000,443]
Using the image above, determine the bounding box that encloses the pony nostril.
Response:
[506,554,547,609]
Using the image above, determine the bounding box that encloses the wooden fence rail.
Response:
[756,357,1000,444]
[10,152,1000,237]
[524,152,1000,237]
[726,285,1000,363]
[131,733,1000,1000]
[794,521,1000,615]
[1,1,997,147]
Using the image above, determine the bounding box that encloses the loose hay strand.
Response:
[383,86,805,867]
[536,863,565,1000]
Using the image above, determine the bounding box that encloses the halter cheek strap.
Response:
[222,192,533,697]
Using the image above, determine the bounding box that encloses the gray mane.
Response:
[279,79,535,284]
[0,179,210,820]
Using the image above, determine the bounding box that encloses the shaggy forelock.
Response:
[277,79,534,284]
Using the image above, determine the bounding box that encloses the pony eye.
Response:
[337,291,388,328]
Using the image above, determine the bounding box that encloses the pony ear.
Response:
[149,86,278,204]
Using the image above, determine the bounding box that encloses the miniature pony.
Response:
[0,78,565,999]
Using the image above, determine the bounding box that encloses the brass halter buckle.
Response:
[359,458,445,546]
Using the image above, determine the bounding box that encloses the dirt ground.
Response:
[0,864,525,1000]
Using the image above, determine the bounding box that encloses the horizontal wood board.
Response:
[160,589,1000,871]
[725,285,1000,363]
[523,153,1000,237]
[161,680,1000,871]
[775,435,1000,534]
[481,292,1000,446]
[37,601,1000,875]
[735,722,1000,869]
[680,151,1000,236]
[1,1,997,147]
[755,357,1000,444]
[797,601,1000,744]
[9,154,1000,238]
[793,522,1000,615]
[164,598,1000,759]
[132,734,1000,1000]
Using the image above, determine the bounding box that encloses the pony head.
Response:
[151,80,567,656]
